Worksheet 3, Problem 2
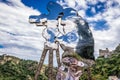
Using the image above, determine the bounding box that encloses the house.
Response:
[99,48,112,58]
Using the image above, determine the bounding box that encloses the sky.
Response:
[0,0,120,65]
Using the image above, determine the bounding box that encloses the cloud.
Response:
[87,0,120,57]
[0,0,120,63]
[91,7,96,14]
[57,0,88,10]
[86,0,98,5]
[57,0,120,58]
[0,0,45,61]
[0,0,63,66]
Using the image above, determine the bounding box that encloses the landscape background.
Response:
[0,0,120,79]
[0,44,120,80]
[0,0,120,63]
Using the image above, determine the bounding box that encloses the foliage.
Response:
[0,55,48,80]
[0,45,120,80]
[79,48,120,80]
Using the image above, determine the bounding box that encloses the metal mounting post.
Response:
[34,42,61,80]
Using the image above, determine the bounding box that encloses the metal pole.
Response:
[56,46,61,67]
[34,48,48,80]
[48,49,54,80]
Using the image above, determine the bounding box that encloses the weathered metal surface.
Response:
[48,49,54,80]
[34,48,48,80]
[29,1,94,60]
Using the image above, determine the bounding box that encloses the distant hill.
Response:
[0,54,20,65]
[0,54,48,80]
[0,44,120,80]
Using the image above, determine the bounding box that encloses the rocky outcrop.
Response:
[0,54,20,65]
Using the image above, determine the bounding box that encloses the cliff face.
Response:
[0,54,20,65]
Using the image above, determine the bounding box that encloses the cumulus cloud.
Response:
[57,0,88,10]
[0,0,46,61]
[57,0,120,58]
[90,0,120,57]
[0,0,120,63]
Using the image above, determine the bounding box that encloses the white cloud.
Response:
[91,7,96,14]
[78,9,86,18]
[57,0,120,58]
[0,0,45,61]
[88,0,120,57]
[64,0,76,8]
[0,0,63,67]
[87,13,103,22]
[1,0,120,63]
[57,0,88,10]
[86,0,98,5]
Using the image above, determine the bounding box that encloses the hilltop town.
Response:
[99,44,120,58]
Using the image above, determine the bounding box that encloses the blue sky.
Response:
[0,0,120,63]
[21,0,109,30]
[21,0,56,14]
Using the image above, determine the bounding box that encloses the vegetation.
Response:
[0,55,48,80]
[91,52,120,80]
[80,45,120,80]
[62,52,83,61]
[0,44,120,80]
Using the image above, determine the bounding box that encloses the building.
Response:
[99,48,112,58]
[99,44,120,58]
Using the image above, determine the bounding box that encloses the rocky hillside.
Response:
[0,54,48,80]
[0,54,20,65]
